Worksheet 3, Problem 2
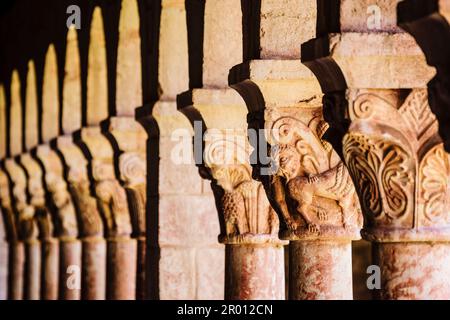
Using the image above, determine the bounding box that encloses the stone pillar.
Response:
[36,145,80,300]
[229,0,363,300]
[57,137,106,300]
[4,159,39,300]
[398,0,450,151]
[136,0,224,300]
[302,0,449,299]
[109,0,147,299]
[58,26,106,300]
[79,129,137,300]
[0,170,16,300]
[0,206,8,300]
[181,92,287,300]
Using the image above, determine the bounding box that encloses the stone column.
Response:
[302,0,449,299]
[229,0,362,300]
[79,129,137,300]
[180,93,287,299]
[36,145,81,300]
[398,0,450,151]
[58,26,107,300]
[136,0,224,300]
[4,159,38,300]
[0,205,8,300]
[178,0,286,299]
[0,169,18,300]
[19,154,47,300]
[109,0,147,299]
[57,137,106,300]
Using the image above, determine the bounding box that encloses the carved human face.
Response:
[274,145,301,181]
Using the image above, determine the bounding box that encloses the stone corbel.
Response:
[398,0,450,152]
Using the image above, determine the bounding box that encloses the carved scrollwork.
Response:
[419,145,450,226]
[343,134,413,227]
[119,152,146,186]
[344,89,450,241]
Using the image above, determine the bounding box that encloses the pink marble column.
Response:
[9,241,24,300]
[107,238,137,300]
[82,238,107,300]
[289,241,353,300]
[373,243,450,300]
[59,240,82,300]
[24,240,41,300]
[0,240,7,300]
[225,244,285,300]
[41,238,59,300]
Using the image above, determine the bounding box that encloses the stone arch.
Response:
[42,44,60,143]
[0,84,6,159]
[116,0,142,116]
[62,26,82,135]
[87,7,108,126]
[9,70,22,156]
[25,61,38,150]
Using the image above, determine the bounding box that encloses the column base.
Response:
[289,240,353,300]
[225,244,285,300]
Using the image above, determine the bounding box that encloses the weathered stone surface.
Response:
[289,240,353,300]
[225,245,285,300]
[374,242,450,299]
[41,239,59,300]
[24,241,41,300]
[81,239,107,300]
[59,240,82,300]
[9,242,25,300]
[196,247,225,300]
[107,238,137,300]
[0,239,7,300]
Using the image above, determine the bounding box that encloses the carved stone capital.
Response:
[81,127,132,238]
[4,159,38,241]
[342,88,450,242]
[56,136,104,238]
[36,145,78,239]
[178,88,285,245]
[0,169,19,241]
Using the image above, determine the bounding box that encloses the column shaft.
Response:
[59,239,82,300]
[82,238,106,300]
[0,240,8,299]
[24,240,41,300]
[225,244,285,300]
[41,239,59,300]
[289,241,353,300]
[374,242,450,300]
[8,241,24,300]
[107,238,137,300]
